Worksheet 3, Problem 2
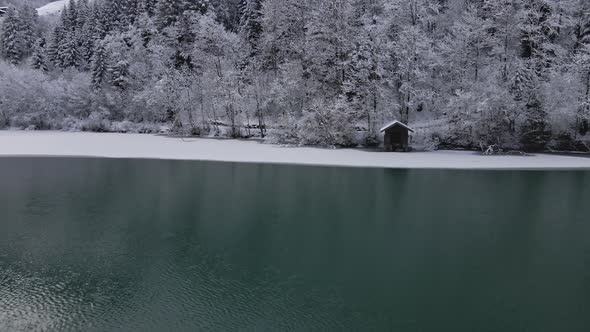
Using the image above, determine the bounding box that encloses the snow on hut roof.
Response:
[379,120,415,133]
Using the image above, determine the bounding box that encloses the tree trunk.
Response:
[256,88,265,138]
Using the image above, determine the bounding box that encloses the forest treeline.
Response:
[1,0,590,151]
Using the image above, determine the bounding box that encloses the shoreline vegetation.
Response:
[1,131,589,170]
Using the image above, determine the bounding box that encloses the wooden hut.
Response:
[0,7,7,16]
[380,120,414,152]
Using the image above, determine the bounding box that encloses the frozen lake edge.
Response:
[0,131,589,170]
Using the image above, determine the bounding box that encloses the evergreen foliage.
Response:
[0,6,23,64]
[31,38,48,71]
[91,40,107,89]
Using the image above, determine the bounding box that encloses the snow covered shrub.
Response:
[81,111,111,132]
[542,70,587,149]
[0,62,49,120]
[410,120,447,151]
[109,121,165,134]
[445,84,518,149]
[109,121,137,133]
[0,114,7,129]
[296,99,357,147]
[473,108,519,150]
[517,97,552,151]
[546,133,590,152]
[266,113,300,145]
[60,117,85,131]
[362,133,380,148]
[444,91,478,148]
[10,113,52,130]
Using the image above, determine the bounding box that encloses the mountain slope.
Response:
[37,0,66,16]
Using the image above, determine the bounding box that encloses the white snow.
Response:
[0,131,589,170]
[380,120,415,133]
[37,0,67,16]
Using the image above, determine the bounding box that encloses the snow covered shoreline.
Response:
[0,131,589,170]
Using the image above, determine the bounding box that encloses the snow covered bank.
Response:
[0,131,589,170]
[37,0,67,16]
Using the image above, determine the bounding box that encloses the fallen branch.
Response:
[480,142,530,156]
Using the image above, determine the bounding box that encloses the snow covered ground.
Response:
[0,131,589,170]
[37,0,67,16]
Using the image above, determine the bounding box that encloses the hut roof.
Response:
[379,120,415,133]
[0,7,7,15]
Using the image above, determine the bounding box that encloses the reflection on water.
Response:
[0,158,589,331]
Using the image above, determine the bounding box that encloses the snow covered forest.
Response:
[1,0,590,151]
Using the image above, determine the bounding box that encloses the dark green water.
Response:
[1,157,589,331]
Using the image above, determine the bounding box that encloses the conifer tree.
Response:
[239,0,263,55]
[136,12,157,47]
[259,0,308,71]
[0,6,23,64]
[120,0,140,27]
[304,0,355,100]
[91,41,108,89]
[110,60,130,90]
[70,0,94,68]
[31,38,49,72]
[184,0,209,14]
[581,19,590,46]
[156,0,182,29]
[60,31,81,68]
[91,2,108,38]
[139,0,158,16]
[79,25,96,68]
[102,0,124,32]
[48,24,65,66]
[210,0,242,31]
[77,0,91,30]
[19,2,39,57]
[67,0,79,31]
[519,0,563,76]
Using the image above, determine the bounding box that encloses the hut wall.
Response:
[384,126,409,151]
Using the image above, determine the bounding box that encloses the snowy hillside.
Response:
[37,0,66,16]
[2,0,589,152]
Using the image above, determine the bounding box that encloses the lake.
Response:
[0,157,589,331]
